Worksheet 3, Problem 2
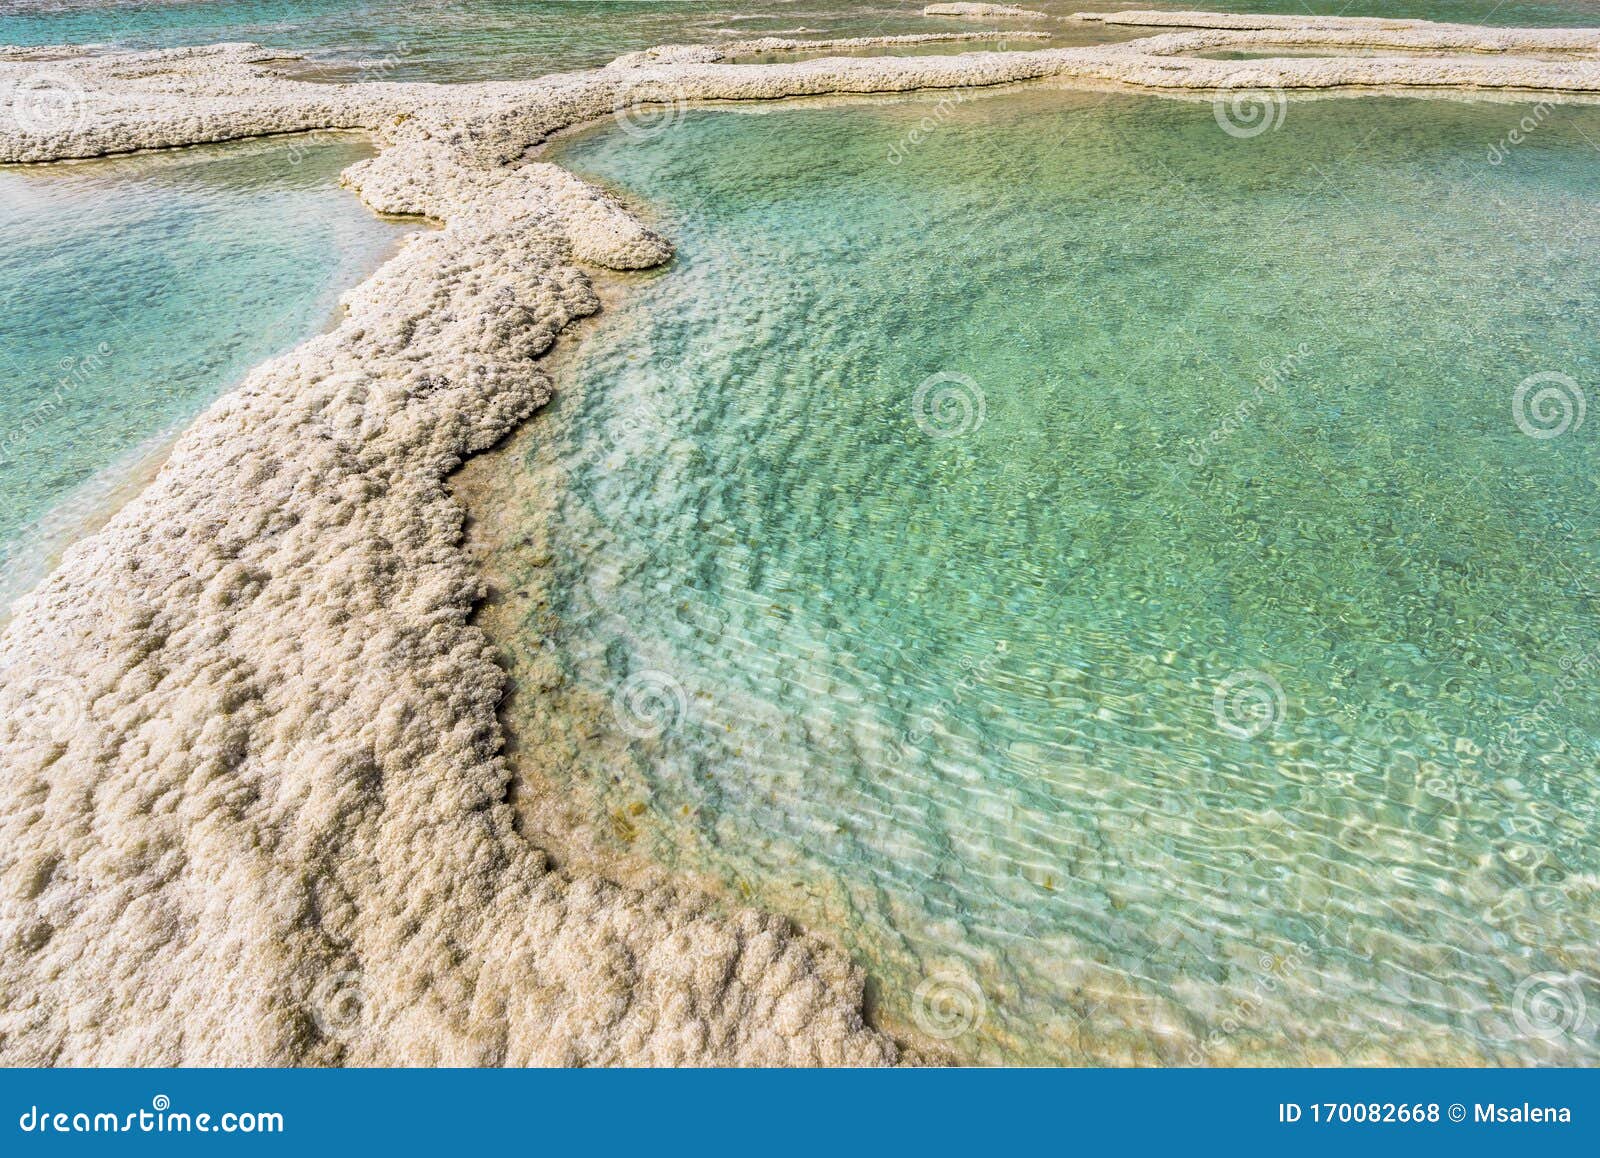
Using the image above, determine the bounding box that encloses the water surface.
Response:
[4,1,1598,81]
[0,136,411,606]
[492,87,1600,1064]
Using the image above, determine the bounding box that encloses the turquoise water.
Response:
[0,0,1085,80]
[497,89,1600,1064]
[0,137,411,607]
[4,1,1599,81]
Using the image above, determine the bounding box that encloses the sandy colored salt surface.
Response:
[924,4,1049,19]
[3,13,1600,1065]
[610,32,1052,69]
[1075,10,1600,59]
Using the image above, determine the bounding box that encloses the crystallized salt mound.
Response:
[0,52,889,1068]
[605,31,1050,69]
[1072,10,1600,54]
[1074,10,1431,31]
[5,20,1600,170]
[607,43,729,68]
[3,11,1600,1066]
[923,4,1049,20]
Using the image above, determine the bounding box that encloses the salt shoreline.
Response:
[3,11,1599,1065]
[0,140,416,621]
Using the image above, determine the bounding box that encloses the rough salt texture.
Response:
[4,13,1600,1066]
[1078,9,1594,36]
[924,4,1049,19]
[0,46,901,1069]
[1075,10,1600,58]
[607,32,1050,70]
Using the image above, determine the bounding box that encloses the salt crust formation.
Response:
[923,4,1050,19]
[606,31,1052,69]
[3,11,1600,1065]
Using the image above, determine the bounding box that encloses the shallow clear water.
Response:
[4,1,1599,81]
[491,89,1600,1064]
[0,136,411,607]
[0,0,1084,80]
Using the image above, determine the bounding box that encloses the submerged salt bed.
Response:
[481,87,1600,1065]
[0,136,411,609]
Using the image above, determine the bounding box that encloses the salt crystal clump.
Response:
[923,4,1049,20]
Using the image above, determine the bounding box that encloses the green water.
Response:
[507,89,1600,1064]
[0,0,1084,80]
[0,137,411,607]
[4,1,1600,81]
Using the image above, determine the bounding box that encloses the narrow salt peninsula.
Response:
[923,4,1050,19]
[3,11,1600,1065]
